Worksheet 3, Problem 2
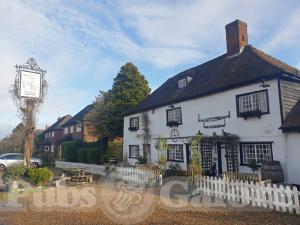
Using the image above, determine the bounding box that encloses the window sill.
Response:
[167,159,184,163]
[128,127,139,131]
[166,121,182,127]
[240,163,262,167]
[238,110,267,119]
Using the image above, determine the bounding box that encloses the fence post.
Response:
[286,186,293,213]
[273,184,280,211]
[292,186,300,214]
[279,185,286,212]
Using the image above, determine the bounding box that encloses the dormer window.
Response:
[129,117,139,131]
[236,90,269,119]
[178,79,187,88]
[178,76,192,89]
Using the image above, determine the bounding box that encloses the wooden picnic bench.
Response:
[61,168,93,185]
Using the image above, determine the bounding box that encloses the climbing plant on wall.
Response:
[155,137,168,175]
[190,132,203,184]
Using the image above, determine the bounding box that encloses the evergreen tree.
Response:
[88,63,150,139]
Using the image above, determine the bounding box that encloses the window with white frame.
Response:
[129,117,139,130]
[51,131,55,138]
[45,146,49,152]
[240,143,273,165]
[167,144,184,161]
[50,145,55,153]
[129,145,139,158]
[76,124,82,132]
[167,107,182,125]
[64,127,68,134]
[178,78,187,88]
[70,126,74,133]
[237,90,269,117]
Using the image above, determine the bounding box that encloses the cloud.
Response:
[262,7,300,51]
[0,123,14,139]
[0,0,300,138]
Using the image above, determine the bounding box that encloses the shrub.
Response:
[2,165,29,182]
[61,141,82,162]
[166,163,182,177]
[86,148,98,164]
[99,153,109,165]
[28,168,53,186]
[107,139,123,162]
[136,156,147,164]
[77,148,88,163]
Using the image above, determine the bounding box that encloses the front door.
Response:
[216,143,227,175]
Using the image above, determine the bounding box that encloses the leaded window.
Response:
[129,145,139,158]
[129,117,139,130]
[167,107,182,125]
[241,143,272,165]
[237,90,269,117]
[167,144,184,161]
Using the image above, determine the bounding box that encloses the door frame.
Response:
[185,144,190,166]
[217,143,223,175]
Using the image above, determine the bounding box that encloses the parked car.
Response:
[0,153,42,170]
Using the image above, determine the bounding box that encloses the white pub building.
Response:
[123,20,300,185]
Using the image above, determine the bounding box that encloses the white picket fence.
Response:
[55,161,162,185]
[115,167,163,185]
[55,161,106,176]
[194,176,300,214]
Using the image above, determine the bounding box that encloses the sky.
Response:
[0,0,300,138]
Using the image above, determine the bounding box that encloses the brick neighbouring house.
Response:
[59,104,98,144]
[39,115,72,159]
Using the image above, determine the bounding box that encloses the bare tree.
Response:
[10,58,47,166]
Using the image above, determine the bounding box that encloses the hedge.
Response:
[77,147,88,163]
[86,147,98,164]
[60,138,123,165]
[61,141,82,162]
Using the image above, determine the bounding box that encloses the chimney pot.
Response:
[225,19,248,56]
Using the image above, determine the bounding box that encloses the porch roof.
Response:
[154,133,239,143]
[281,99,300,132]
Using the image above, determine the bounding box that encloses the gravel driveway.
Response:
[0,178,299,225]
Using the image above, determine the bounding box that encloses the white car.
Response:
[0,153,42,170]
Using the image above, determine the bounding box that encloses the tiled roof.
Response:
[128,45,300,115]
[281,100,300,132]
[62,104,94,126]
[44,115,72,132]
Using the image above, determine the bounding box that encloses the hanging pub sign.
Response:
[20,70,41,98]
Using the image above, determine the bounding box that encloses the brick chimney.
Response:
[225,19,248,56]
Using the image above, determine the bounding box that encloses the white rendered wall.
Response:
[124,79,291,181]
[285,133,300,185]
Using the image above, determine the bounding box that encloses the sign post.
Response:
[11,58,47,166]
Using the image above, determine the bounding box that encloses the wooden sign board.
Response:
[20,71,41,98]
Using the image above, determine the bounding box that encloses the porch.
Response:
[156,133,240,176]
